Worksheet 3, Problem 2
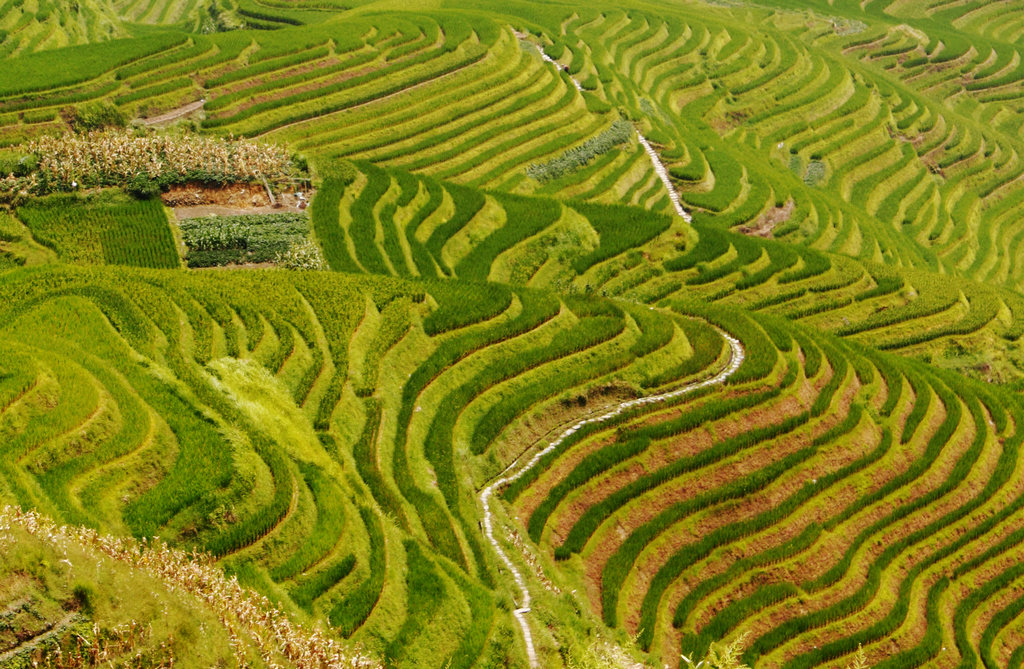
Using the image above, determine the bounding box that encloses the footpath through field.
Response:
[533,41,692,222]
[139,99,206,126]
[479,37,712,666]
[479,328,745,667]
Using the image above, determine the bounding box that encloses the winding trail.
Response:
[637,133,692,222]
[138,99,205,127]
[479,328,745,667]
[481,35,714,665]
[534,41,692,222]
[535,44,583,91]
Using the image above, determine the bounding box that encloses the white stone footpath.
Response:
[536,46,583,91]
[479,329,745,667]
[637,133,693,222]
[535,42,692,222]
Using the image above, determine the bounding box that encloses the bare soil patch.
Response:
[193,262,277,271]
[163,183,271,208]
[138,100,205,127]
[737,199,794,238]
[163,183,311,215]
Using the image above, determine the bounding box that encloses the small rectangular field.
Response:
[17,194,179,269]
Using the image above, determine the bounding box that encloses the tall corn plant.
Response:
[681,639,869,669]
[681,634,751,669]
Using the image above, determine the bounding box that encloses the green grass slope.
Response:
[0,260,737,666]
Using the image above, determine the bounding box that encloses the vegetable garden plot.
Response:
[179,212,314,267]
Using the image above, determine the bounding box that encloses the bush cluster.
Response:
[526,119,633,182]
[60,102,127,134]
[180,212,313,267]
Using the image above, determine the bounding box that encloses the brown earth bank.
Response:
[941,472,1024,660]
[793,393,954,580]
[682,419,885,630]
[638,381,937,666]
[737,199,795,238]
[214,61,387,117]
[564,363,838,621]
[163,183,311,214]
[493,382,642,488]
[138,99,205,127]
[761,396,952,605]
[513,383,742,523]
[212,55,341,97]
[880,438,1015,663]
[208,33,439,118]
[994,619,1024,667]
[163,182,271,207]
[562,358,829,558]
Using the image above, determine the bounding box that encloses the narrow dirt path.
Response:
[479,328,745,667]
[479,37,712,666]
[138,99,205,127]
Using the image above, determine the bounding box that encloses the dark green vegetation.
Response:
[6,0,1024,668]
[180,212,312,267]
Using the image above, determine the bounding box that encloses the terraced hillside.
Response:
[511,307,1022,668]
[0,13,662,201]
[10,0,1024,293]
[538,3,1024,294]
[316,161,1024,382]
[6,0,1024,668]
[0,261,741,666]
[0,0,247,55]
[7,238,1024,668]
[0,0,124,55]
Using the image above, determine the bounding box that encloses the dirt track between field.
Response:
[477,37,705,666]
[138,99,205,126]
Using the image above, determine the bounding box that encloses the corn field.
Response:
[26,130,294,192]
[0,506,380,669]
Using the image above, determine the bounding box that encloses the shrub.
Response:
[71,582,96,615]
[63,102,127,133]
[126,174,161,200]
[180,212,313,267]
[526,120,634,182]
[276,239,326,270]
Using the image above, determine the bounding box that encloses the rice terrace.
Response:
[8,0,1024,667]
